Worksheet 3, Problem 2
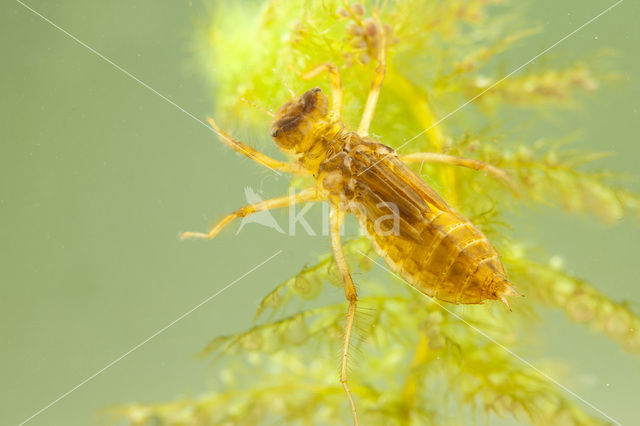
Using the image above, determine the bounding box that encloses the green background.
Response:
[1,1,638,425]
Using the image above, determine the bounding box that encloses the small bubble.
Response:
[351,37,368,49]
[566,291,595,323]
[343,52,354,67]
[285,317,309,344]
[261,329,284,353]
[127,406,150,423]
[363,18,377,37]
[602,309,630,341]
[326,261,343,287]
[475,76,492,88]
[351,3,365,16]
[548,256,564,270]
[346,21,363,36]
[359,52,371,64]
[291,274,322,299]
[241,331,264,351]
[336,7,349,18]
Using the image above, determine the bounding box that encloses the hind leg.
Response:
[400,152,518,194]
[330,206,359,425]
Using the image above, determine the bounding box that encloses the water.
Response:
[1,1,638,424]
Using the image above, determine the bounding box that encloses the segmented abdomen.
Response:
[360,209,507,304]
[315,134,514,305]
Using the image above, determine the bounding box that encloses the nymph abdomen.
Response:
[361,209,511,305]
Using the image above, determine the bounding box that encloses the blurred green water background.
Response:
[1,1,638,425]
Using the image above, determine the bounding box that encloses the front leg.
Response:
[400,152,518,194]
[330,206,359,426]
[207,117,307,176]
[181,187,318,240]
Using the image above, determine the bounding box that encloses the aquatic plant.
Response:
[117,0,638,424]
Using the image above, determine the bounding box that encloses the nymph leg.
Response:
[330,205,359,426]
[207,117,306,176]
[400,152,518,194]
[181,187,319,240]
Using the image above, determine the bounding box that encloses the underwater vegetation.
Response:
[117,0,638,425]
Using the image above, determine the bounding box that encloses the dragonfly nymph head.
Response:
[270,87,329,152]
